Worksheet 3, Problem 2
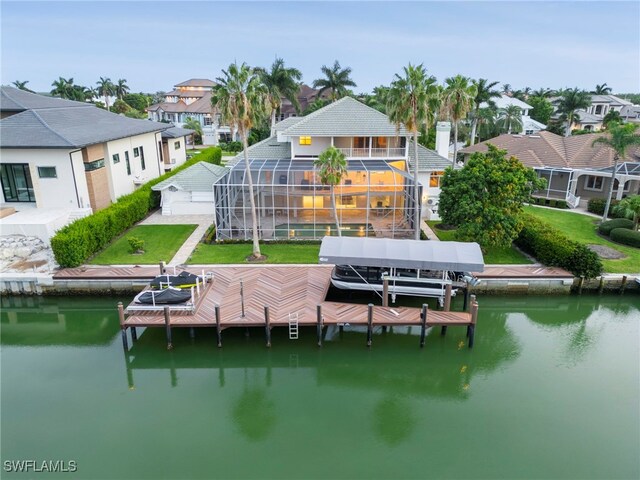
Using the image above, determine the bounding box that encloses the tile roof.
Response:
[174,79,216,88]
[590,94,632,106]
[460,131,640,170]
[152,162,229,192]
[161,126,195,138]
[483,94,533,110]
[1,106,169,148]
[407,141,452,172]
[281,96,409,137]
[228,136,292,166]
[273,116,304,132]
[1,86,89,112]
[148,92,213,115]
[166,89,207,98]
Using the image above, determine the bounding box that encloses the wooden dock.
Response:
[117,265,478,350]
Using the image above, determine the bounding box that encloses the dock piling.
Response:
[468,295,478,349]
[164,306,173,350]
[463,283,470,311]
[215,305,222,348]
[240,280,245,318]
[264,306,271,348]
[420,304,428,348]
[367,303,374,347]
[118,302,128,351]
[130,326,138,342]
[620,275,628,294]
[316,304,323,347]
[598,276,605,294]
[382,277,389,307]
[578,276,584,295]
[444,284,452,312]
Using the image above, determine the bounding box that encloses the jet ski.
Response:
[149,271,201,289]
[134,287,193,305]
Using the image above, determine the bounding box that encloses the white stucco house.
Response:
[0,86,172,241]
[483,95,547,135]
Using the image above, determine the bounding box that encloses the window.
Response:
[174,141,181,149]
[37,166,57,178]
[429,171,444,188]
[112,153,120,164]
[299,136,312,145]
[0,163,35,202]
[204,116,212,126]
[133,147,140,157]
[84,159,105,172]
[125,151,131,175]
[140,146,145,170]
[584,175,603,191]
[595,105,602,115]
[525,130,534,135]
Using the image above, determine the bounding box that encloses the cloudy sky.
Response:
[2,1,639,94]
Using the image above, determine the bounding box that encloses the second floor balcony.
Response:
[337,147,406,158]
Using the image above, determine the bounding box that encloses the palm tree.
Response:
[592,83,612,95]
[532,87,552,98]
[443,75,477,163]
[256,57,302,132]
[96,77,115,111]
[115,79,130,100]
[315,147,347,236]
[312,60,357,102]
[50,77,74,99]
[554,88,591,136]
[496,105,523,134]
[469,78,501,145]
[592,123,640,221]
[612,195,640,231]
[475,107,498,142]
[12,80,32,92]
[501,83,512,95]
[212,62,269,259]
[183,117,203,145]
[387,63,439,240]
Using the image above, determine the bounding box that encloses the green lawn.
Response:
[524,205,640,273]
[188,243,321,264]
[90,224,197,265]
[427,221,532,265]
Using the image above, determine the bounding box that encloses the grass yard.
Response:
[188,243,321,264]
[90,224,197,265]
[524,205,640,273]
[427,221,533,265]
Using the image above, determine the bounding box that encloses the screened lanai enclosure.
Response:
[213,159,420,240]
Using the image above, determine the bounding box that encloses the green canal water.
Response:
[1,294,638,479]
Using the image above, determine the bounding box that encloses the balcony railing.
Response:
[337,147,405,158]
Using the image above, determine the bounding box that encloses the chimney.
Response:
[435,121,451,159]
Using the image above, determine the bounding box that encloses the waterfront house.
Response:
[460,131,640,208]
[146,79,232,145]
[0,86,170,241]
[483,94,547,135]
[551,94,636,132]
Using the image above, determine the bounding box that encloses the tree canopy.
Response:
[528,96,554,125]
[439,145,546,247]
[312,60,356,101]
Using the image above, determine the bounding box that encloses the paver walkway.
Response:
[421,220,439,241]
[139,212,212,266]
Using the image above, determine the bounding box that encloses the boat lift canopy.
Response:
[318,237,485,272]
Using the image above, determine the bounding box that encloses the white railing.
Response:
[566,192,581,209]
[336,147,406,158]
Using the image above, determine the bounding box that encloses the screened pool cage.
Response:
[213,159,420,240]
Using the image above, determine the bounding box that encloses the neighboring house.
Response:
[0,86,169,241]
[175,96,451,240]
[160,126,194,171]
[152,162,229,215]
[620,104,640,124]
[483,95,546,135]
[146,79,232,145]
[278,84,331,120]
[460,131,640,208]
[552,94,636,132]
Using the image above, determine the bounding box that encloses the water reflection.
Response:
[233,385,277,441]
[372,396,416,446]
[0,295,119,346]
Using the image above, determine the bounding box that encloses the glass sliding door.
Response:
[0,163,35,202]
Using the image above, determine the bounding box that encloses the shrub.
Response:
[515,213,602,278]
[128,236,145,254]
[52,147,221,267]
[598,218,634,236]
[202,225,216,244]
[610,228,640,248]
[587,197,622,217]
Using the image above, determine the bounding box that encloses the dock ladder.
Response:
[288,312,299,340]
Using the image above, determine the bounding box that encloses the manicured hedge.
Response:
[610,228,640,248]
[598,218,634,236]
[529,197,569,209]
[587,198,623,218]
[52,147,222,267]
[515,213,602,278]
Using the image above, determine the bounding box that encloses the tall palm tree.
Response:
[443,75,477,163]
[12,80,33,92]
[183,117,203,145]
[312,60,357,102]
[315,146,347,236]
[476,107,498,142]
[501,83,512,95]
[115,79,130,100]
[592,83,612,95]
[554,88,591,136]
[592,123,640,221]
[532,87,552,98]
[496,105,523,134]
[50,77,74,99]
[256,57,302,132]
[387,63,439,240]
[96,77,115,111]
[212,62,269,259]
[469,78,501,145]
